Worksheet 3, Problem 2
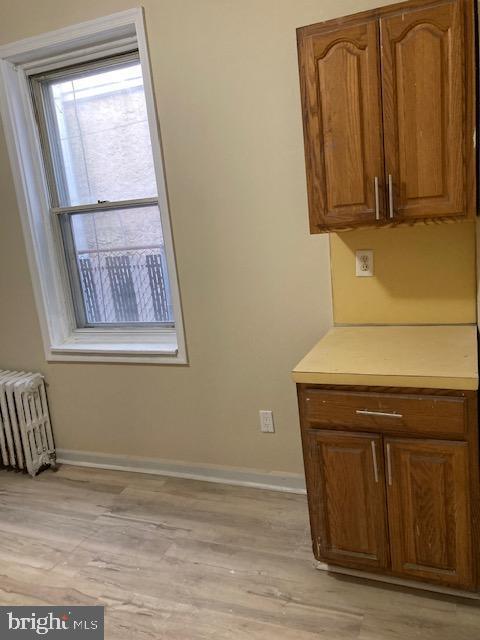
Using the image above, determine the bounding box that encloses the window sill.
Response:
[47,328,186,364]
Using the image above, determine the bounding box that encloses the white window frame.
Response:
[0,8,187,364]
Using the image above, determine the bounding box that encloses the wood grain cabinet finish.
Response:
[308,430,389,570]
[297,20,385,231]
[297,0,476,232]
[385,438,473,588]
[380,0,472,220]
[297,384,479,591]
[303,389,467,438]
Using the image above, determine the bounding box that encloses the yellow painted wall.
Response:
[330,222,477,325]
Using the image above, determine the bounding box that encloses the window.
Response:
[0,10,186,363]
[31,53,173,328]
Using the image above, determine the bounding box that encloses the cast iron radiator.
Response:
[0,370,55,476]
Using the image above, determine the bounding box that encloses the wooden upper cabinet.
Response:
[385,438,473,589]
[308,430,389,570]
[297,0,475,233]
[297,21,385,232]
[380,0,472,220]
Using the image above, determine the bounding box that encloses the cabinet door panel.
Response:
[308,430,389,570]
[380,0,467,219]
[298,21,385,231]
[385,438,473,589]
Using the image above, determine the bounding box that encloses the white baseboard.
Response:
[56,449,307,494]
[316,562,480,600]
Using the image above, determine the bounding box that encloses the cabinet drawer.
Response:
[302,389,467,437]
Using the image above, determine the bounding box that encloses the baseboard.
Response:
[55,449,307,494]
[316,562,480,600]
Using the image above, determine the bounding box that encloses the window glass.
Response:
[46,61,157,206]
[70,206,172,324]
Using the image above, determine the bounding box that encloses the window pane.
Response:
[69,206,173,325]
[46,60,157,206]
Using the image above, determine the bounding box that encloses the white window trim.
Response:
[0,8,188,364]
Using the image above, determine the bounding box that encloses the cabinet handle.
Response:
[386,443,393,486]
[371,440,379,483]
[356,409,403,419]
[388,174,394,219]
[374,176,380,221]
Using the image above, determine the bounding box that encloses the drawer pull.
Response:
[356,409,403,419]
[371,441,379,483]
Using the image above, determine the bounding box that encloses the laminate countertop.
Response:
[292,325,478,390]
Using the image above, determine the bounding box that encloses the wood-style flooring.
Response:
[0,465,479,639]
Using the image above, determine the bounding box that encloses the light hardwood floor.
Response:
[0,465,479,639]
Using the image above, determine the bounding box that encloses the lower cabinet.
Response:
[298,386,478,591]
[308,431,389,570]
[385,438,473,589]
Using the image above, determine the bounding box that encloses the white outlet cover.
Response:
[259,410,275,433]
[355,250,374,277]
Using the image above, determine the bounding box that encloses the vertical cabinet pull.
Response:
[371,440,379,483]
[374,176,380,221]
[386,443,393,485]
[388,174,394,219]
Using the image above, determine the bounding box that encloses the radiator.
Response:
[0,371,56,476]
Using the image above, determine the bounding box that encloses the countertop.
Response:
[292,325,478,390]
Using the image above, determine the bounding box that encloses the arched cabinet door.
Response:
[379,0,473,221]
[297,20,385,232]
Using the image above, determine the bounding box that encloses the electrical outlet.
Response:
[355,250,374,277]
[259,410,275,433]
